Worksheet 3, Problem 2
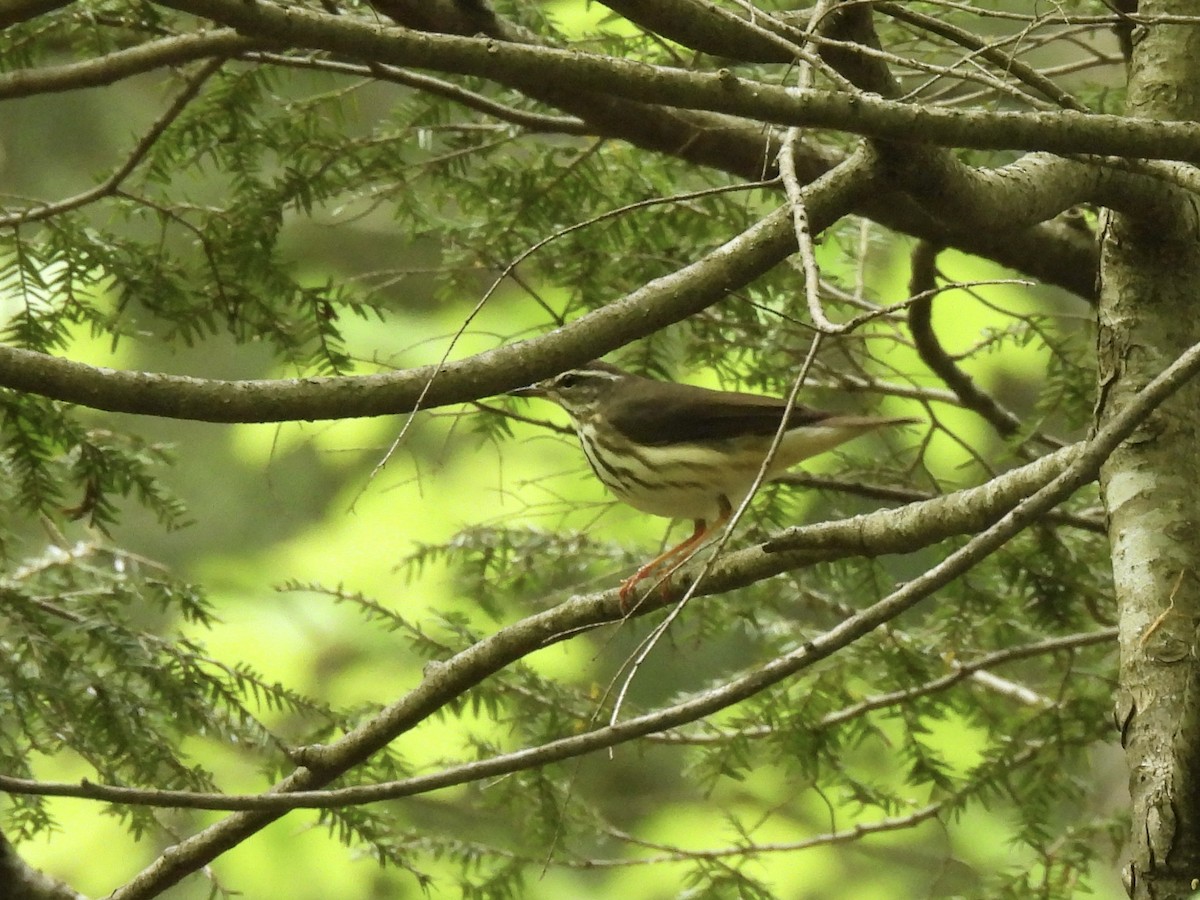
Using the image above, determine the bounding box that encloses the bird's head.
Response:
[510,361,629,421]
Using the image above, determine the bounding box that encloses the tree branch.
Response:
[598,0,799,64]
[906,241,1023,438]
[0,0,72,29]
[0,628,1114,809]
[149,0,1200,163]
[771,471,1105,533]
[0,831,87,900]
[0,30,257,99]
[0,150,878,422]
[653,627,1115,744]
[881,145,1199,230]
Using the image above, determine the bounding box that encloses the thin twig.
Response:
[0,57,227,227]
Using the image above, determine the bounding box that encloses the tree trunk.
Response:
[1098,3,1200,897]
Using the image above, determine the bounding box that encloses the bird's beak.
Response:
[508,381,547,399]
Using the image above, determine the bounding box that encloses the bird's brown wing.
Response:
[607,380,832,446]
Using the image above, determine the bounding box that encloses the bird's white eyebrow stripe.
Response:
[555,368,621,387]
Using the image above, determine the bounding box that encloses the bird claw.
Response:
[618,570,675,613]
[617,577,640,613]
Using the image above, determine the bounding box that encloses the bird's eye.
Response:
[557,373,581,389]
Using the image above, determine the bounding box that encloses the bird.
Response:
[513,360,918,606]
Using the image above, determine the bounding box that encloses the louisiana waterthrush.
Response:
[514,360,918,604]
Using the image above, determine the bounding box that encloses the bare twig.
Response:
[0,58,227,227]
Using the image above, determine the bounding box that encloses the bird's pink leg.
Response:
[618,497,732,611]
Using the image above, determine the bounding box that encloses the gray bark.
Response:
[1098,3,1200,896]
[0,833,87,900]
